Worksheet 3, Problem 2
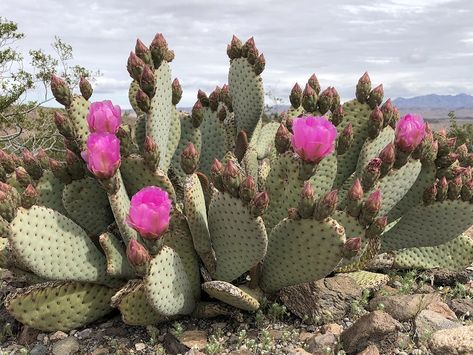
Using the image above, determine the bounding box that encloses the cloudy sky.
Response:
[2,0,473,108]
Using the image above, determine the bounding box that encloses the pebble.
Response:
[52,336,80,355]
[76,328,93,339]
[30,344,48,355]
[49,331,68,341]
[135,343,147,351]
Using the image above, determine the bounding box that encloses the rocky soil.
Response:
[1,268,472,355]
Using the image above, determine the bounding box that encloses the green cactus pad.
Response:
[208,191,267,282]
[9,206,115,285]
[62,177,114,236]
[162,106,181,171]
[265,152,336,232]
[388,163,436,222]
[200,107,227,176]
[257,158,271,191]
[145,246,195,316]
[5,281,115,331]
[111,280,168,326]
[36,171,68,216]
[229,57,264,138]
[355,126,395,174]
[202,281,261,311]
[253,121,280,159]
[120,154,176,200]
[381,199,473,251]
[147,62,172,169]
[99,232,135,279]
[223,110,237,151]
[393,234,473,271]
[134,115,147,152]
[334,100,371,188]
[163,210,201,299]
[0,237,8,268]
[66,95,90,150]
[9,266,46,285]
[170,112,202,180]
[371,159,422,216]
[183,174,215,273]
[345,270,389,290]
[261,217,346,293]
[241,146,259,184]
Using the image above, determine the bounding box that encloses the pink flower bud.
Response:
[240,175,257,203]
[140,65,156,98]
[254,53,265,75]
[87,101,121,134]
[290,83,302,108]
[368,84,384,108]
[250,191,270,217]
[394,114,426,153]
[127,52,145,81]
[308,73,320,94]
[343,237,362,257]
[291,116,337,163]
[135,89,151,112]
[349,178,364,201]
[79,77,93,100]
[365,190,382,213]
[227,35,243,59]
[81,133,121,179]
[172,78,183,105]
[127,186,172,240]
[181,142,199,174]
[211,158,225,191]
[126,239,151,266]
[21,184,38,208]
[331,105,344,126]
[51,74,72,106]
[209,86,221,112]
[275,123,292,154]
[197,89,209,106]
[191,100,204,127]
[379,143,395,165]
[302,83,318,112]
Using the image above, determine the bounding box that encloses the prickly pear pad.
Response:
[9,206,112,284]
[355,126,395,174]
[145,246,195,316]
[162,106,181,171]
[5,281,115,331]
[36,171,68,216]
[261,217,346,293]
[202,281,261,311]
[208,192,267,282]
[200,107,226,175]
[66,95,90,150]
[99,232,135,279]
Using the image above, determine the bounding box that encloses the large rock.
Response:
[367,294,440,321]
[422,268,472,286]
[178,330,208,350]
[357,345,380,355]
[340,311,402,354]
[448,298,473,318]
[279,274,362,323]
[429,325,473,355]
[306,332,338,354]
[415,310,461,342]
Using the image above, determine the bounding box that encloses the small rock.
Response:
[179,330,208,350]
[299,331,315,343]
[99,321,114,328]
[135,343,146,351]
[340,311,402,354]
[91,346,109,355]
[211,322,227,331]
[268,329,283,340]
[321,323,343,337]
[449,298,473,318]
[357,345,380,355]
[30,344,48,355]
[415,284,435,294]
[415,310,461,341]
[37,333,47,341]
[306,332,338,354]
[49,331,68,341]
[425,300,457,320]
[287,347,312,355]
[76,328,93,339]
[368,293,440,321]
[52,336,80,355]
[429,325,473,355]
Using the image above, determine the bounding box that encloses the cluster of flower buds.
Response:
[227,36,265,75]
[21,149,43,180]
[356,72,371,103]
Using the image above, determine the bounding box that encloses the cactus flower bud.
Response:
[15,167,32,188]
[143,136,160,171]
[456,144,468,160]
[49,158,72,184]
[139,65,156,98]
[50,74,72,107]
[448,175,463,200]
[394,114,426,153]
[379,143,395,176]
[209,86,221,112]
[250,191,269,217]
[197,89,209,106]
[191,100,204,127]
[127,186,172,240]
[298,181,316,218]
[211,158,225,191]
[254,53,265,75]
[368,84,384,109]
[81,133,121,180]
[87,101,121,134]
[172,78,183,105]
[337,122,353,155]
[460,178,473,201]
[343,237,362,257]
[79,77,93,100]
[366,216,388,238]
[314,189,338,220]
[360,190,382,226]
[22,149,43,180]
[275,123,292,154]
[150,33,169,67]
[0,189,16,222]
[135,88,151,112]
[331,105,344,126]
[222,160,242,197]
[289,83,302,108]
[361,158,382,191]
[330,87,341,112]
[126,239,151,267]
[307,73,321,94]
[227,35,242,59]
[436,176,448,201]
[317,87,333,115]
[347,178,364,217]
[241,37,257,60]
[239,175,257,203]
[291,116,337,163]
[180,143,199,174]
[65,149,85,180]
[423,183,437,205]
[0,150,15,173]
[217,106,227,122]
[126,52,145,81]
[356,72,371,103]
[21,184,38,209]
[381,98,394,127]
[235,131,249,162]
[54,111,75,139]
[368,106,384,139]
[301,84,318,112]
[135,38,153,66]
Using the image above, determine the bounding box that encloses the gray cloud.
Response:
[2,0,472,107]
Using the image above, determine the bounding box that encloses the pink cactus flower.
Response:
[81,133,121,179]
[127,186,172,240]
[394,114,426,153]
[87,100,121,134]
[291,116,337,163]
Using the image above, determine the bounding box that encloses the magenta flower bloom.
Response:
[81,133,121,179]
[127,186,172,240]
[394,114,426,153]
[87,100,121,134]
[291,116,337,163]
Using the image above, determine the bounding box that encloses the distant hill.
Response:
[393,94,473,109]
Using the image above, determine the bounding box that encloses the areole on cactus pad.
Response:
[0,32,471,332]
